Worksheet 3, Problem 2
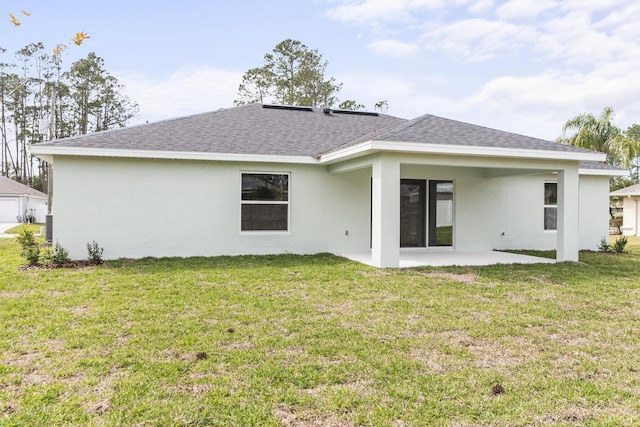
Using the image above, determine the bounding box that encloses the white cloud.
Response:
[367,39,420,58]
[496,0,558,20]
[326,0,443,25]
[117,66,242,125]
[465,63,640,139]
[467,0,495,15]
[420,19,537,61]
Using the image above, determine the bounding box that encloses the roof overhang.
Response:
[319,140,607,164]
[580,167,628,177]
[31,138,608,170]
[29,145,319,165]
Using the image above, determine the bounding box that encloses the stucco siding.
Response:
[621,197,639,236]
[492,174,557,250]
[578,175,611,248]
[52,157,372,260]
[51,156,610,261]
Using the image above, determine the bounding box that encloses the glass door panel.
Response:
[428,181,453,247]
[400,179,426,247]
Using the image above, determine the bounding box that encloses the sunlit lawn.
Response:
[3,223,45,235]
[1,237,640,426]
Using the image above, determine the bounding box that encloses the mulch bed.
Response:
[19,260,101,270]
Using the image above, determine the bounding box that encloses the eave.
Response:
[319,140,607,164]
[29,145,319,165]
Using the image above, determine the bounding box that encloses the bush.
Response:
[87,241,104,265]
[40,247,53,263]
[17,227,39,264]
[612,235,628,254]
[24,245,40,265]
[52,241,71,265]
[16,227,36,251]
[598,236,611,252]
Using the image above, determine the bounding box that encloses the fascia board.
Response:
[320,140,607,164]
[29,146,319,165]
[579,168,628,177]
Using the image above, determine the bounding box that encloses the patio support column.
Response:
[556,165,579,262]
[371,154,400,268]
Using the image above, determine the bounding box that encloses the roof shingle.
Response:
[37,103,599,158]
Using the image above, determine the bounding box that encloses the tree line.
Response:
[0,43,138,191]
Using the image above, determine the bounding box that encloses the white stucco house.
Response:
[30,104,624,267]
[610,183,640,236]
[0,175,48,223]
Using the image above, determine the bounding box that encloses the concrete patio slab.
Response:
[343,249,555,268]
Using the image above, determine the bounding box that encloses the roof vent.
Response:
[332,110,379,117]
[323,108,332,115]
[263,104,313,112]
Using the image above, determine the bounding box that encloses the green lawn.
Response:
[3,223,45,235]
[1,238,640,426]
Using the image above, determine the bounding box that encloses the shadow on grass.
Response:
[105,252,358,272]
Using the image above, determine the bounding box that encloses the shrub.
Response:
[16,227,36,251]
[598,236,611,252]
[612,235,628,254]
[52,242,71,265]
[17,227,39,264]
[87,241,104,265]
[24,245,40,265]
[40,247,53,263]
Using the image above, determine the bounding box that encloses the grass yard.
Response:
[3,223,45,235]
[1,238,640,426]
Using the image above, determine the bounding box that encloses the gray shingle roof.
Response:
[38,104,598,158]
[579,161,625,171]
[369,114,596,154]
[0,175,47,197]
[39,104,406,157]
[610,183,640,196]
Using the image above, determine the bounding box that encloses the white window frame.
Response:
[544,181,557,231]
[240,171,290,233]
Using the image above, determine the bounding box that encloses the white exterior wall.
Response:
[52,157,373,260]
[491,173,609,251]
[621,196,640,236]
[51,155,611,261]
[578,175,611,248]
[0,195,47,222]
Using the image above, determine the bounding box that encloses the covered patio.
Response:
[343,249,556,268]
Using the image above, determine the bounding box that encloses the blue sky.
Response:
[3,0,639,140]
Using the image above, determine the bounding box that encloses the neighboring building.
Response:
[610,183,640,236]
[0,175,48,223]
[30,104,624,267]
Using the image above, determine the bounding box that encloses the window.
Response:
[544,182,557,230]
[241,173,289,231]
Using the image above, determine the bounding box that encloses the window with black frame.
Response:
[544,182,557,230]
[241,173,289,231]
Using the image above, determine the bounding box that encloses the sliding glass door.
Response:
[428,180,454,247]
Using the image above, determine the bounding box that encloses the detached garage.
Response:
[0,176,48,223]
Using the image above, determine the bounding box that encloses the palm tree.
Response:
[560,107,640,168]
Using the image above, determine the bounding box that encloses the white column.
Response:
[371,154,400,268]
[556,166,579,262]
